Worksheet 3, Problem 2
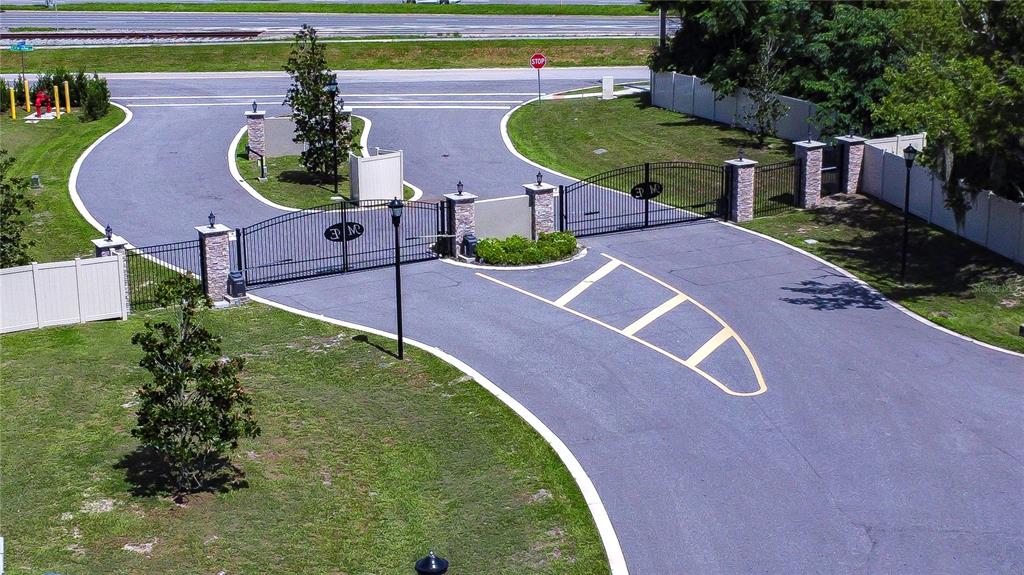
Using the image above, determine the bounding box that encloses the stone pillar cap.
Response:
[725,158,758,167]
[91,235,128,248]
[794,139,827,149]
[523,182,557,193]
[245,110,266,118]
[196,223,232,235]
[444,192,478,203]
[835,135,868,144]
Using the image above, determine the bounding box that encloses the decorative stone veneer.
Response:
[725,158,757,222]
[837,136,867,194]
[523,182,557,238]
[245,110,266,160]
[444,192,477,256]
[196,224,231,303]
[793,140,826,208]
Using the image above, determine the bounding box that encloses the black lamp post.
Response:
[414,551,449,575]
[900,144,918,284]
[325,77,340,198]
[388,197,405,360]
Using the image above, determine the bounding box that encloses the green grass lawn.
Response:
[0,107,125,262]
[0,303,608,574]
[236,119,413,209]
[506,91,1024,353]
[3,3,648,16]
[743,196,1024,353]
[0,39,654,74]
[508,93,790,178]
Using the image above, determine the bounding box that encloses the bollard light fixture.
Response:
[251,100,258,114]
[456,180,464,196]
[536,171,543,186]
[105,224,112,241]
[737,147,745,161]
[414,550,449,575]
[208,211,216,229]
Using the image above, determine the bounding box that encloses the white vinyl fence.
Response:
[350,148,404,203]
[864,134,928,156]
[1,254,128,333]
[861,144,1024,265]
[650,71,822,142]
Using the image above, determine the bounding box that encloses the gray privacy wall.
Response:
[650,71,821,142]
[476,195,532,240]
[861,144,1024,265]
[265,117,304,157]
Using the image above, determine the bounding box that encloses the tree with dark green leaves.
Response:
[131,274,260,493]
[743,33,787,144]
[283,25,352,177]
[0,149,36,268]
[874,0,1023,207]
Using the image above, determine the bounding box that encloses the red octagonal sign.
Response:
[531,53,546,69]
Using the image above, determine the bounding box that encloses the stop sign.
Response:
[531,53,546,69]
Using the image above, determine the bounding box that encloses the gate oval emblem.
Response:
[630,181,663,200]
[324,222,364,242]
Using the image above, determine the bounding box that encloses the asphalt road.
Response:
[0,11,666,38]
[70,67,1024,574]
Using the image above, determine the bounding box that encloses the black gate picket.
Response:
[558,162,726,237]
[238,200,444,287]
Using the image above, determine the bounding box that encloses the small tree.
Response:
[131,274,260,493]
[81,74,110,121]
[743,34,787,145]
[284,25,352,177]
[0,149,36,268]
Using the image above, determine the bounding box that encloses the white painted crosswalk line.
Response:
[621,293,688,336]
[553,259,620,307]
[684,328,733,368]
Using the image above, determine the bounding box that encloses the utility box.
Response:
[602,76,615,100]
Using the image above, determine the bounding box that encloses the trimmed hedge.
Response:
[475,232,577,266]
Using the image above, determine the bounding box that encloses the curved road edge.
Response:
[497,95,1024,360]
[67,102,629,573]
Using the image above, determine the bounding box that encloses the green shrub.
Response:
[81,74,110,121]
[476,231,577,266]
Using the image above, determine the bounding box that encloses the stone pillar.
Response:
[523,182,557,239]
[725,158,757,222]
[92,233,130,315]
[793,140,826,208]
[837,135,868,194]
[245,110,266,160]
[196,224,232,304]
[444,192,477,257]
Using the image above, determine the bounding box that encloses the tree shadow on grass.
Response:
[115,446,249,501]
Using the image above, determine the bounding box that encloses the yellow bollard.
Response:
[23,79,30,113]
[54,86,62,119]
[9,87,16,120]
[63,80,71,113]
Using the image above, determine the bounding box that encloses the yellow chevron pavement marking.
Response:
[476,253,767,397]
[553,259,621,307]
[622,293,689,336]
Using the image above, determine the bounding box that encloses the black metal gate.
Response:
[237,199,446,287]
[754,159,800,217]
[558,161,727,237]
[127,239,203,310]
[821,142,846,196]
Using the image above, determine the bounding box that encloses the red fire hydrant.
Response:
[34,91,52,117]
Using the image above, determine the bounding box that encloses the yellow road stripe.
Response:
[622,293,689,336]
[553,259,620,307]
[685,327,733,367]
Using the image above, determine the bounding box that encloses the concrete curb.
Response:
[440,247,589,271]
[69,101,134,234]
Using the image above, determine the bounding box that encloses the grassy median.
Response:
[1,107,125,262]
[3,2,649,16]
[1,302,607,574]
[507,92,1024,353]
[0,38,654,74]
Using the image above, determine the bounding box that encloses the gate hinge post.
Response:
[523,181,557,240]
[724,157,758,222]
[835,135,867,195]
[195,223,233,307]
[793,140,826,208]
[443,192,478,260]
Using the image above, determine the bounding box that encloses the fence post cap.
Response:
[195,224,232,236]
[835,135,868,144]
[724,158,758,168]
[793,140,827,150]
[91,235,128,249]
[443,192,478,203]
[244,110,266,119]
[523,182,557,195]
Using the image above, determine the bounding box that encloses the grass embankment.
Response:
[0,303,607,574]
[743,198,1024,353]
[507,92,1024,352]
[235,118,412,209]
[3,3,649,16]
[0,38,653,74]
[0,108,125,262]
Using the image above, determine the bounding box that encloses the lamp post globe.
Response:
[536,171,543,186]
[456,180,464,196]
[388,197,404,227]
[903,144,918,168]
[414,551,449,575]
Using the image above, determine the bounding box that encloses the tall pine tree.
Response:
[284,25,352,177]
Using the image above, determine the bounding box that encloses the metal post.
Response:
[393,221,404,360]
[331,97,338,198]
[536,68,542,104]
[558,184,566,232]
[900,166,911,284]
[643,162,651,228]
[660,6,667,49]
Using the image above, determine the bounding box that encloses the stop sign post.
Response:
[531,52,546,104]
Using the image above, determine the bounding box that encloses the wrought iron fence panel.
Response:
[127,239,202,310]
[754,159,799,218]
